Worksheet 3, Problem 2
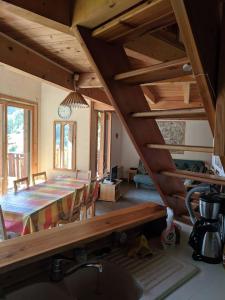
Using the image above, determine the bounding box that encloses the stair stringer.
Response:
[75,26,186,215]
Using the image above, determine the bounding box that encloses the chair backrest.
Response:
[13,177,29,193]
[69,186,85,222]
[32,171,47,185]
[85,180,100,206]
[75,170,92,181]
[0,205,7,240]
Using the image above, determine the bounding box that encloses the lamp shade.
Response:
[60,91,89,109]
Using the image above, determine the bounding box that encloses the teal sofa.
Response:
[133,159,206,189]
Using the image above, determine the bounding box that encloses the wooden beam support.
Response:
[141,86,157,104]
[78,72,102,88]
[114,57,191,85]
[75,26,186,214]
[0,32,74,91]
[183,82,190,104]
[147,144,213,153]
[79,88,112,106]
[171,0,220,132]
[0,0,74,33]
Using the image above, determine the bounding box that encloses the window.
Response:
[53,121,76,170]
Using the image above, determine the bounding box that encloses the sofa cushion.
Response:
[133,174,154,186]
[173,159,205,173]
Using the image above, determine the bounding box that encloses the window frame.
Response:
[53,120,76,171]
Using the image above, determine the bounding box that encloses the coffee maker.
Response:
[186,185,225,264]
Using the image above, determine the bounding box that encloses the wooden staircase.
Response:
[75,0,225,216]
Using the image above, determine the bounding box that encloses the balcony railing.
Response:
[7,153,27,178]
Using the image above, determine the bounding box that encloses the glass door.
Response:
[7,106,31,190]
[0,104,5,195]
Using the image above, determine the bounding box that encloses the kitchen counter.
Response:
[0,203,166,273]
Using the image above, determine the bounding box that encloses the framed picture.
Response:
[157,121,186,154]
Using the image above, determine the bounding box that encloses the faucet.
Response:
[50,255,103,282]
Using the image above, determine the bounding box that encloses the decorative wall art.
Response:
[157,121,186,154]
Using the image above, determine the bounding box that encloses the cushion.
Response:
[137,160,147,175]
[133,174,154,186]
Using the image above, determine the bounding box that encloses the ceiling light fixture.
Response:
[60,74,89,109]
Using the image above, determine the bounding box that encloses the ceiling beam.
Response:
[1,0,74,26]
[0,32,75,90]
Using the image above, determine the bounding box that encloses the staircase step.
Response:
[92,0,175,43]
[161,170,225,186]
[132,108,205,119]
[147,144,213,153]
[114,57,190,84]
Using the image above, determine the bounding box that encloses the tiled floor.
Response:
[96,182,225,300]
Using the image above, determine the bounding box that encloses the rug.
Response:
[106,249,199,300]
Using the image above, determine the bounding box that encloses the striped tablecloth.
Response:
[0,177,88,235]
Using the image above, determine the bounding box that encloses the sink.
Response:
[5,262,142,300]
[5,282,73,300]
[64,261,143,300]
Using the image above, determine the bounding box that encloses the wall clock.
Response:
[58,105,72,120]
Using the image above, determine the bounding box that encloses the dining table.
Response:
[0,177,89,236]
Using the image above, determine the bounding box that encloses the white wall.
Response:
[0,66,41,102]
[40,83,91,173]
[121,126,140,177]
[172,120,213,164]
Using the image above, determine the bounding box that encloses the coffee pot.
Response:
[185,185,225,264]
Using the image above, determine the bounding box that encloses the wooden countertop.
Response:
[0,203,166,273]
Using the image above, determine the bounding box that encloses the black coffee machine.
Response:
[185,185,225,264]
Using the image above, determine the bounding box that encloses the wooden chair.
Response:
[0,205,18,241]
[57,186,85,225]
[75,170,92,181]
[13,177,29,193]
[32,171,47,185]
[82,180,100,220]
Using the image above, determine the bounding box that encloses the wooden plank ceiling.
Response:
[0,0,204,111]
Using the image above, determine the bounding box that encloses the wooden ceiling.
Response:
[0,0,204,110]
